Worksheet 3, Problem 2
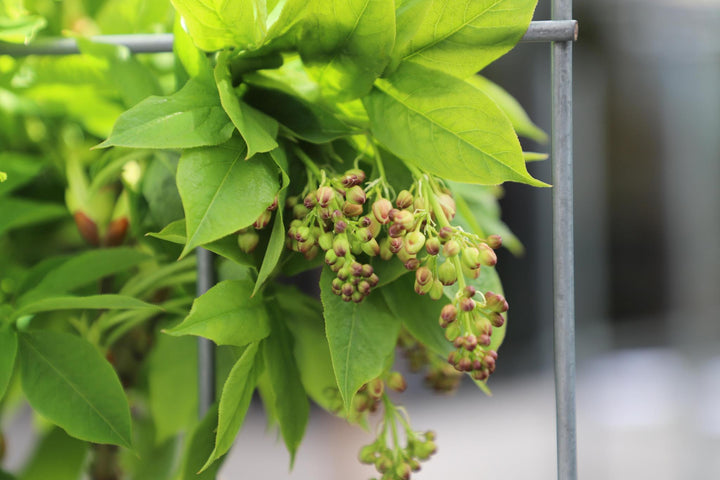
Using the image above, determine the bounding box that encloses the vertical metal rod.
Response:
[552,0,577,479]
[196,248,216,416]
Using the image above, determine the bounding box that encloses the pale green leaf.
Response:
[176,137,279,256]
[166,280,271,347]
[97,78,235,149]
[299,0,395,101]
[365,62,547,186]
[14,295,161,318]
[0,14,46,44]
[320,268,401,409]
[397,0,537,78]
[18,330,132,447]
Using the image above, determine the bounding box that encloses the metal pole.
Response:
[196,248,216,416]
[522,20,578,43]
[552,0,577,478]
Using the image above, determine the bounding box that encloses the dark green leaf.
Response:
[0,154,44,196]
[299,0,395,100]
[0,325,17,399]
[320,268,400,409]
[18,428,87,480]
[18,330,132,447]
[396,0,537,78]
[97,78,234,149]
[365,62,547,186]
[263,313,309,464]
[203,341,262,470]
[180,404,223,480]
[176,137,280,256]
[166,280,271,347]
[0,198,66,236]
[215,52,278,159]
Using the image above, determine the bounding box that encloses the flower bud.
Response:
[462,262,481,279]
[334,220,347,234]
[285,195,299,208]
[396,190,414,209]
[479,334,491,346]
[357,280,371,296]
[341,282,354,297]
[438,226,453,241]
[318,231,334,251]
[387,372,407,392]
[415,266,433,286]
[372,198,392,224]
[350,261,363,277]
[295,225,310,242]
[487,234,503,249]
[368,378,384,399]
[442,239,460,257]
[438,260,457,286]
[361,264,374,277]
[361,238,380,256]
[405,231,426,254]
[359,444,377,464]
[395,463,412,480]
[485,291,509,312]
[478,242,497,266]
[351,291,364,303]
[425,237,441,255]
[461,246,481,270]
[379,238,393,260]
[464,334,478,351]
[392,209,414,230]
[105,217,129,247]
[267,196,278,211]
[459,297,475,312]
[355,227,374,243]
[458,357,472,372]
[414,280,432,295]
[472,369,489,381]
[333,235,349,257]
[293,203,309,219]
[368,216,382,238]
[342,168,366,187]
[440,304,457,326]
[404,258,420,271]
[325,249,339,265]
[389,237,404,253]
[331,278,343,293]
[303,192,317,209]
[388,223,405,238]
[318,207,332,220]
[238,231,260,253]
[436,193,456,220]
[342,202,364,217]
[463,285,477,298]
[253,209,272,229]
[429,280,444,300]
[346,185,366,205]
[489,312,505,328]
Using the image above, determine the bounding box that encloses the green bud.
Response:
[438,260,457,286]
[429,280,444,300]
[325,249,339,265]
[342,202,364,217]
[478,242,498,266]
[316,186,335,207]
[487,234,503,249]
[237,231,259,253]
[359,444,377,464]
[444,322,461,341]
[395,463,412,480]
[396,189,414,209]
[442,239,460,257]
[392,209,414,230]
[461,246,481,269]
[333,235,350,257]
[318,231,334,250]
[346,185,366,204]
[425,236,441,255]
[405,231,426,254]
[379,237,393,260]
[372,198,392,224]
[436,193,456,220]
[362,238,380,256]
[386,372,407,392]
[253,209,272,229]
[415,266,433,286]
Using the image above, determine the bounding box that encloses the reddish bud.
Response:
[342,202,364,217]
[415,266,433,286]
[463,285,477,298]
[442,239,460,257]
[425,237,441,255]
[440,304,457,324]
[392,210,414,230]
[357,280,371,295]
[436,193,456,220]
[267,196,279,211]
[387,372,407,392]
[372,198,392,224]
[74,211,100,246]
[489,312,505,328]
[478,242,498,266]
[438,226,453,241]
[253,210,272,229]
[346,185,366,205]
[487,234,503,249]
[333,235,349,257]
[464,334,478,351]
[479,334,491,346]
[396,190,414,209]
[104,217,129,246]
[459,297,476,312]
[404,258,420,270]
[485,291,509,313]
[367,273,379,287]
[303,193,317,209]
[389,237,404,253]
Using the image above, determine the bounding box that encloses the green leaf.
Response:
[320,268,401,409]
[203,341,262,470]
[386,0,432,74]
[0,198,67,236]
[18,330,132,447]
[396,0,537,78]
[0,154,44,197]
[467,75,547,142]
[97,78,235,149]
[252,201,284,297]
[263,312,309,464]
[173,13,212,81]
[243,85,358,143]
[381,276,452,358]
[265,0,307,44]
[180,404,223,480]
[0,14,46,44]
[279,287,340,413]
[14,295,161,319]
[0,325,17,399]
[18,428,87,480]
[171,0,266,51]
[299,0,395,101]
[177,137,280,256]
[166,280,271,347]
[364,62,547,186]
[19,247,150,305]
[148,334,198,443]
[215,52,278,159]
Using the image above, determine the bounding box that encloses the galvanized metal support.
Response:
[552,0,577,479]
[195,248,216,416]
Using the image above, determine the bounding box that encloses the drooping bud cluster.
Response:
[236,195,279,253]
[397,329,462,393]
[359,429,437,480]
[346,372,408,424]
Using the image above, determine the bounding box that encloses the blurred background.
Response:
[3,0,720,479]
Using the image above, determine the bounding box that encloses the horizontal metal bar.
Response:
[0,20,578,57]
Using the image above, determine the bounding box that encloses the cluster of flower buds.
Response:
[236,196,279,253]
[439,286,509,380]
[347,372,408,424]
[359,430,437,480]
[397,330,462,393]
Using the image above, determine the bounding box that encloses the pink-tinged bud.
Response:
[478,242,497,266]
[389,237,404,253]
[429,280,444,300]
[253,210,272,229]
[487,234,503,249]
[442,239,460,257]
[332,209,343,221]
[267,196,278,211]
[372,198,392,224]
[472,358,484,370]
[355,228,373,243]
[436,193,456,220]
[368,378,384,399]
[318,231,333,251]
[298,238,314,253]
[463,285,477,298]
[325,249,338,265]
[461,246,481,269]
[438,226,453,241]
[387,372,407,392]
[415,266,433,286]
[483,355,496,371]
[357,216,370,227]
[489,312,505,327]
[458,357,472,372]
[316,186,334,207]
[438,260,457,286]
[333,235,349,257]
[304,245,319,260]
[405,231,426,254]
[367,273,379,287]
[453,337,465,348]
[341,168,366,187]
[462,262,481,279]
[293,204,309,219]
[350,261,363,276]
[395,463,412,480]
[414,280,432,295]
[318,207,332,220]
[351,291,364,303]
[396,190,414,209]
[479,334,491,346]
[409,458,421,472]
[346,185,366,205]
[333,221,346,235]
[440,304,457,324]
[361,238,380,256]
[472,369,489,381]
[392,210,414,230]
[237,231,260,253]
[459,297,476,312]
[464,334,478,351]
[379,238,393,260]
[361,264,373,277]
[342,202,364,217]
[488,350,498,360]
[447,351,458,364]
[404,258,420,270]
[294,225,310,242]
[485,291,509,312]
[425,237,441,255]
[388,223,405,238]
[357,280,371,295]
[303,192,317,209]
[341,282,354,297]
[367,216,381,238]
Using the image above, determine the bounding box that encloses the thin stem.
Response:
[293,147,322,177]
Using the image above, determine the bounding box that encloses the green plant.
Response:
[0,0,547,478]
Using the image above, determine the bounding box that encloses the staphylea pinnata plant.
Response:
[0,0,550,478]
